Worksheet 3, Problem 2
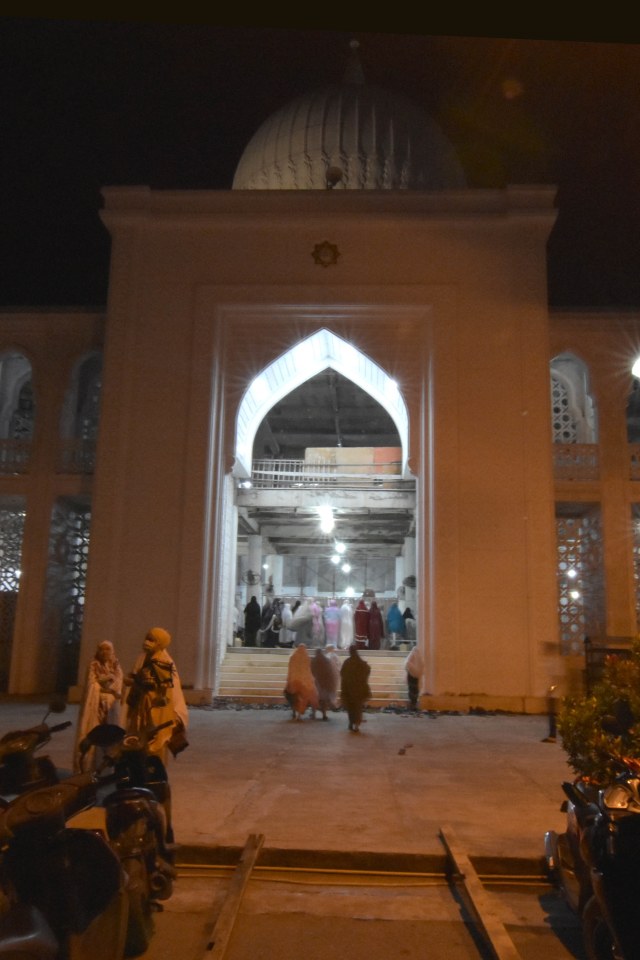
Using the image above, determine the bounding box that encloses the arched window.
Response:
[550,353,597,444]
[0,352,34,473]
[58,353,102,473]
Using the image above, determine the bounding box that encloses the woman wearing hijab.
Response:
[323,598,341,647]
[310,646,340,720]
[340,644,371,733]
[385,601,406,649]
[73,640,124,772]
[354,599,370,649]
[283,644,319,720]
[243,596,261,647]
[367,600,385,650]
[123,627,188,762]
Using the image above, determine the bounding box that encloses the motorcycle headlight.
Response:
[603,781,640,812]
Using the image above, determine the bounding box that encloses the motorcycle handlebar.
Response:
[49,721,72,734]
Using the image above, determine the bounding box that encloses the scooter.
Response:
[545,709,640,959]
[0,701,72,801]
[0,769,129,959]
[77,719,177,957]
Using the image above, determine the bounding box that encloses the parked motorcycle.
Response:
[0,770,129,959]
[0,701,72,801]
[545,708,640,959]
[77,719,177,957]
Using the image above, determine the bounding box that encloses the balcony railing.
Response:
[553,443,599,481]
[56,439,96,475]
[249,458,408,490]
[0,439,31,474]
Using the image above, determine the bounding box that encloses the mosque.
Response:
[1,41,638,711]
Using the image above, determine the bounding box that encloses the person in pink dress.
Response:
[323,598,341,647]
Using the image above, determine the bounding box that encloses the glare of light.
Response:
[345,586,355,597]
[317,505,335,534]
[239,479,252,489]
[566,568,577,579]
[331,554,340,565]
[262,563,269,570]
[570,590,581,600]
[335,541,346,554]
[341,563,351,573]
[385,377,399,400]
[633,357,640,379]
[249,374,271,403]
[293,340,317,371]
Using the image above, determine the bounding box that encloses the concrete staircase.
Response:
[216,646,410,708]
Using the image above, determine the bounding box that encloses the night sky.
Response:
[2,17,640,309]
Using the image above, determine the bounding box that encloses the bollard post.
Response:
[541,684,558,742]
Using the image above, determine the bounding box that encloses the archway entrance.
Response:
[228,329,417,652]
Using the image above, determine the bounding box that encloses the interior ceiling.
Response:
[239,371,415,560]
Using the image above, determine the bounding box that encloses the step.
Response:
[217,646,411,707]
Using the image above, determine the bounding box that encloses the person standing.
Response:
[385,601,406,649]
[404,644,424,711]
[354,599,370,649]
[73,640,124,772]
[323,598,341,647]
[243,595,261,647]
[283,644,319,720]
[339,599,354,650]
[123,627,189,763]
[367,600,384,650]
[310,646,339,720]
[340,644,371,733]
[310,598,325,647]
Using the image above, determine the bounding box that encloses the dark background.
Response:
[2,16,640,308]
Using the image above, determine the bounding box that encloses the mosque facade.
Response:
[1,47,639,710]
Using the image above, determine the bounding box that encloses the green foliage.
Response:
[557,640,640,784]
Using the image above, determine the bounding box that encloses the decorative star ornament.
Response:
[312,241,340,268]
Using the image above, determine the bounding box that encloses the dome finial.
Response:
[344,38,365,85]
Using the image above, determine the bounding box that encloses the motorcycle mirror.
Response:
[81,723,126,751]
[48,698,67,714]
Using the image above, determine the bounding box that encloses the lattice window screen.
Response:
[556,508,605,655]
[551,374,577,444]
[42,498,91,692]
[631,505,640,626]
[0,502,26,691]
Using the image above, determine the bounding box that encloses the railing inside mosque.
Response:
[0,439,31,474]
[56,439,96,475]
[553,443,599,481]
[250,458,407,489]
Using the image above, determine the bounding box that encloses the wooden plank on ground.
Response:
[439,826,522,960]
[202,832,265,959]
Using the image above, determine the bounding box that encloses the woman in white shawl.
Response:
[73,640,123,772]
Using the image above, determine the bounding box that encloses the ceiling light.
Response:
[317,505,335,534]
[633,357,640,379]
[341,563,351,573]
[331,554,340,564]
[335,541,346,554]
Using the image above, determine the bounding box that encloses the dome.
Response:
[232,44,466,191]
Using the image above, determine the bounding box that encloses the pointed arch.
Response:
[550,352,598,444]
[234,329,409,476]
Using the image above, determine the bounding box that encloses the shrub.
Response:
[557,639,640,784]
